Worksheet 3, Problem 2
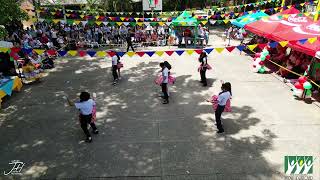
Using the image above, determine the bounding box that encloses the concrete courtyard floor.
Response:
[0,34,320,180]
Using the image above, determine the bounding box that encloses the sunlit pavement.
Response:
[0,34,319,180]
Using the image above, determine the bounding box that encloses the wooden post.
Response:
[314,0,320,21]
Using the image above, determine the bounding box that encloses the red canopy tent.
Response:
[244,8,305,39]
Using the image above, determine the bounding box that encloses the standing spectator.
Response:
[214,82,232,133]
[126,34,135,52]
[111,52,119,85]
[198,52,208,87]
[160,62,169,104]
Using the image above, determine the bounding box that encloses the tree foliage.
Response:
[0,0,29,26]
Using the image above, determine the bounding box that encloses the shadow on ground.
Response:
[0,58,280,180]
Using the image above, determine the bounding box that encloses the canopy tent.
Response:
[232,11,269,28]
[172,11,199,26]
[244,7,303,39]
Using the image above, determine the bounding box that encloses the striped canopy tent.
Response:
[172,11,199,26]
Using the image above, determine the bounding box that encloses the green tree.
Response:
[0,0,29,26]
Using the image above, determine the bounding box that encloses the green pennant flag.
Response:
[109,22,115,26]
[150,22,158,26]
[130,22,136,26]
[67,19,74,25]
[88,20,95,25]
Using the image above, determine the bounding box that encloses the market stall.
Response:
[232,11,269,28]
[171,11,201,48]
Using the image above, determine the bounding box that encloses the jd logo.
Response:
[284,156,313,175]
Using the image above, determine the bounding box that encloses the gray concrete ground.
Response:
[0,33,320,180]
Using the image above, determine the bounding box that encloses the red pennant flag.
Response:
[78,50,87,57]
[195,49,203,54]
[47,49,57,56]
[136,52,145,57]
[108,51,116,57]
[258,43,267,50]
[226,46,235,52]
[165,51,174,56]
[107,51,116,57]
[11,47,21,53]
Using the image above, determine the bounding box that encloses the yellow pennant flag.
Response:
[51,12,56,15]
[96,51,106,57]
[287,5,292,8]
[134,18,140,21]
[66,14,71,17]
[127,52,135,57]
[95,16,100,20]
[283,14,290,19]
[279,41,288,47]
[34,49,45,55]
[137,22,143,26]
[156,51,164,57]
[158,22,165,26]
[181,22,187,26]
[120,17,125,21]
[304,13,310,17]
[68,50,78,56]
[274,8,278,11]
[116,22,123,26]
[80,15,85,18]
[215,48,224,53]
[223,20,230,24]
[308,37,317,44]
[201,21,208,25]
[96,21,102,26]
[186,50,194,55]
[74,20,81,25]
[235,13,239,16]
[0,48,9,53]
[247,44,258,51]
[53,19,60,24]
[220,14,225,18]
[300,3,305,6]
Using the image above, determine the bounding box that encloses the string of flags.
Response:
[32,0,281,16]
[1,37,319,59]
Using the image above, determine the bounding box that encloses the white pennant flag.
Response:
[123,22,130,26]
[166,22,172,26]
[209,20,216,25]
[81,21,88,25]
[144,22,150,26]
[102,22,109,25]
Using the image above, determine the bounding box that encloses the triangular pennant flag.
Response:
[107,51,116,57]
[137,22,143,26]
[269,42,278,48]
[120,17,125,21]
[247,44,258,51]
[223,20,230,24]
[165,51,174,56]
[74,20,81,25]
[136,52,145,57]
[80,15,85,18]
[175,50,184,56]
[58,50,67,56]
[258,43,267,50]
[68,50,78,56]
[11,47,21,53]
[236,45,245,51]
[308,37,317,44]
[22,48,32,54]
[81,21,88,25]
[215,48,224,53]
[0,48,9,53]
[103,22,109,25]
[166,22,172,26]
[226,46,235,52]
[53,19,60,24]
[201,21,208,25]
[87,51,96,57]
[78,50,86,57]
[116,22,123,26]
[298,39,308,44]
[48,50,57,56]
[123,22,130,26]
[279,41,288,47]
[146,51,155,57]
[134,18,139,21]
[156,51,164,56]
[195,49,203,54]
[300,3,305,6]
[204,48,214,54]
[34,49,45,55]
[186,50,194,55]
[117,52,126,57]
[127,52,135,57]
[158,22,165,26]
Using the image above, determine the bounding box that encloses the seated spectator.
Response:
[22,58,42,82]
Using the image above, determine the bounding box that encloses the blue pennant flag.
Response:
[87,51,96,57]
[236,45,245,51]
[146,51,155,57]
[204,48,214,54]
[117,52,126,57]
[298,39,308,44]
[22,48,32,54]
[58,51,67,56]
[269,42,278,48]
[175,50,184,56]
